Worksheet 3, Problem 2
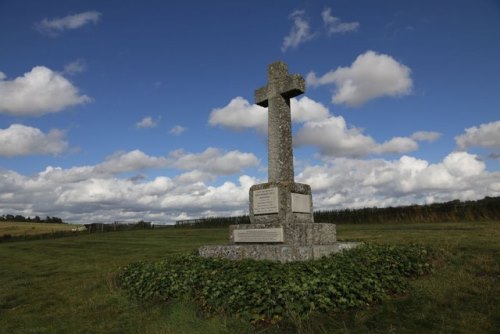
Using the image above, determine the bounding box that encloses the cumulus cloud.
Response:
[36,11,102,36]
[63,59,86,75]
[0,146,261,223]
[0,124,68,157]
[321,8,359,34]
[306,50,412,106]
[0,66,91,116]
[1,149,497,224]
[209,96,268,131]
[290,96,330,123]
[210,95,418,157]
[136,116,159,128]
[169,125,187,135]
[297,151,498,210]
[88,148,258,177]
[167,147,259,175]
[0,161,255,224]
[376,137,419,154]
[209,96,329,132]
[411,131,442,142]
[95,150,168,174]
[281,10,314,52]
[295,116,418,157]
[455,121,500,150]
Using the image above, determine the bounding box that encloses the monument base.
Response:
[199,242,360,263]
[199,222,361,263]
[229,223,336,246]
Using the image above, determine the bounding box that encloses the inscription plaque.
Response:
[253,187,279,214]
[233,228,284,243]
[291,193,311,213]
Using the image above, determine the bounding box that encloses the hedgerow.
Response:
[117,243,434,323]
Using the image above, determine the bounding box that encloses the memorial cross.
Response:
[255,62,305,183]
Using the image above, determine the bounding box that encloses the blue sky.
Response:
[0,0,499,224]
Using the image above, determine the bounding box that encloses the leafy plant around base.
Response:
[117,243,435,323]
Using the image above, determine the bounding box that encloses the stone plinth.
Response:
[249,182,313,225]
[199,242,360,263]
[230,223,336,246]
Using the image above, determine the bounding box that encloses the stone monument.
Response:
[199,61,358,262]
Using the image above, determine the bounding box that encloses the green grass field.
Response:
[0,222,498,333]
[0,221,83,236]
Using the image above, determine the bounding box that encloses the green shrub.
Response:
[117,243,434,323]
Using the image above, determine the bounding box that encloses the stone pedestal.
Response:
[199,215,356,262]
[199,242,360,263]
[249,182,313,225]
[230,223,336,246]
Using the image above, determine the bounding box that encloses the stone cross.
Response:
[255,62,305,183]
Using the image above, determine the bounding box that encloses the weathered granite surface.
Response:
[249,181,313,225]
[254,62,304,184]
[230,223,336,246]
[199,242,360,263]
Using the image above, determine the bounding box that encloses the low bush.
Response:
[117,243,435,323]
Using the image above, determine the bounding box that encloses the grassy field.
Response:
[0,221,83,236]
[0,222,498,333]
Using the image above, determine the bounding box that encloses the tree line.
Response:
[0,215,65,224]
[314,196,500,224]
[176,196,500,227]
[176,215,250,228]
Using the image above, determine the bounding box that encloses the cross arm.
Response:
[281,74,305,99]
[255,85,268,107]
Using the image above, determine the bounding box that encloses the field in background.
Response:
[0,221,82,236]
[0,222,498,333]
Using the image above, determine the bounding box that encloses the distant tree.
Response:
[14,215,26,222]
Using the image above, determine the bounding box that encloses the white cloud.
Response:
[290,96,330,122]
[0,66,91,116]
[321,8,359,34]
[209,96,329,132]
[296,116,375,157]
[63,59,86,75]
[281,10,314,52]
[87,148,258,177]
[96,150,168,174]
[169,125,187,135]
[295,116,418,157]
[210,96,418,157]
[209,96,267,131]
[0,162,255,224]
[175,170,215,184]
[442,151,485,177]
[376,137,418,154]
[36,11,102,36]
[1,149,496,225]
[0,124,68,157]
[411,131,442,142]
[168,147,259,175]
[297,152,497,210]
[306,50,412,106]
[0,146,260,223]
[136,116,159,128]
[455,121,500,150]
